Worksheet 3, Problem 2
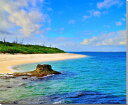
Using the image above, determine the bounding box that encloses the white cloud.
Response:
[97,0,122,9]
[0,0,49,37]
[83,10,101,19]
[121,18,126,21]
[83,0,122,20]
[81,30,126,46]
[81,37,97,45]
[83,16,90,19]
[68,20,76,24]
[115,15,126,27]
[116,22,122,26]
[83,0,123,21]
[93,11,101,17]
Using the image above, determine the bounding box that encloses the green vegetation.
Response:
[0,41,65,54]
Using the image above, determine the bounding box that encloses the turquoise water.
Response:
[0,52,126,104]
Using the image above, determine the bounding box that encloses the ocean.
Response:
[0,52,126,104]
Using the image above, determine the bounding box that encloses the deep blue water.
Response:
[9,52,126,104]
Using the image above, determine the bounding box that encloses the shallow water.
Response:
[0,52,126,104]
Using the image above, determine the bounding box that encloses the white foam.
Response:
[53,100,62,104]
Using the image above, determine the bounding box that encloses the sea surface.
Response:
[0,52,126,104]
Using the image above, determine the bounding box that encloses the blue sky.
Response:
[47,0,125,37]
[0,0,126,51]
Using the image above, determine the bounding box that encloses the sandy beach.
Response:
[0,53,86,73]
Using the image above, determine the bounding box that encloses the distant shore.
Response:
[0,53,86,73]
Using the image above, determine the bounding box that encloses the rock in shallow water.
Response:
[13,64,61,77]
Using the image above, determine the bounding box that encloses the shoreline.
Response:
[0,53,87,73]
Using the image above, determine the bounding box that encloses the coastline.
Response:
[0,53,86,73]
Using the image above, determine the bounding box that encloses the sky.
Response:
[0,0,126,52]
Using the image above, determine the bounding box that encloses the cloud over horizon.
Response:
[81,30,126,46]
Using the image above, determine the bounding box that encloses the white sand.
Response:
[0,53,86,73]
